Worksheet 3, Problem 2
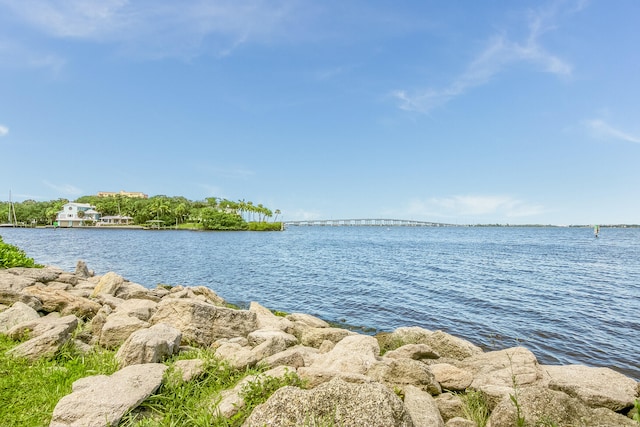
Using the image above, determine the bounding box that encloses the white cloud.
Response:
[0,39,66,73]
[0,0,302,58]
[393,2,575,113]
[408,195,546,220]
[584,119,640,144]
[6,0,128,38]
[0,124,8,137]
[43,180,83,196]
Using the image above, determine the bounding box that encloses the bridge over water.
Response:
[284,218,453,227]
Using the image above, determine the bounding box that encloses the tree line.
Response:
[0,195,282,231]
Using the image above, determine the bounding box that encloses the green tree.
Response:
[149,196,170,222]
[199,207,246,230]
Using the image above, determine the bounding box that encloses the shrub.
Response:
[0,236,42,268]
[247,222,282,231]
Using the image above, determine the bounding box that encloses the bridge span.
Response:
[284,218,453,227]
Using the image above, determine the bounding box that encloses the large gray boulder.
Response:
[384,327,482,361]
[115,323,182,367]
[98,311,150,349]
[114,281,157,301]
[299,326,354,348]
[299,334,380,387]
[247,328,298,348]
[384,343,440,361]
[166,285,225,305]
[487,385,637,427]
[49,363,167,427]
[215,341,260,370]
[249,301,293,331]
[543,364,638,411]
[286,312,330,328]
[424,330,483,360]
[90,272,125,297]
[263,345,320,369]
[214,366,296,419]
[434,393,465,422]
[286,312,332,341]
[243,377,414,427]
[367,357,442,396]
[0,288,43,311]
[215,331,297,370]
[7,266,62,283]
[172,359,205,382]
[149,298,257,347]
[74,260,92,278]
[458,347,542,406]
[403,385,445,427]
[0,301,40,333]
[0,270,37,291]
[7,314,78,360]
[22,284,101,319]
[430,363,474,392]
[114,298,158,321]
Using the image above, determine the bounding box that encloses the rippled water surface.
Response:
[2,226,639,380]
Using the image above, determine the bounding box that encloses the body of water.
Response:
[1,226,638,380]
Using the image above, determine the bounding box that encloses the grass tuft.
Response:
[459,389,490,427]
[0,335,117,427]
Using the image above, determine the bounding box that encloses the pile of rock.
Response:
[1,262,638,427]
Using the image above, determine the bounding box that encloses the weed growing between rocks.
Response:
[459,389,490,427]
[119,350,305,427]
[233,368,305,423]
[375,332,420,355]
[120,349,248,427]
[0,335,118,427]
[507,351,526,427]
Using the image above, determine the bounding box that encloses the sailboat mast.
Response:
[8,190,17,225]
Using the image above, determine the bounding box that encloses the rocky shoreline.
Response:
[1,262,638,426]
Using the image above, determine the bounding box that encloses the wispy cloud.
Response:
[0,0,130,38]
[393,2,576,113]
[0,39,66,73]
[0,124,8,137]
[43,180,83,196]
[0,0,303,59]
[408,195,546,220]
[584,119,640,144]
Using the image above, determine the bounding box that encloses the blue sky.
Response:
[0,0,638,225]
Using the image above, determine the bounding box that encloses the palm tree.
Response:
[174,202,189,224]
[149,196,170,221]
[273,209,281,222]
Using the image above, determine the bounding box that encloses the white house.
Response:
[99,215,133,225]
[55,203,101,228]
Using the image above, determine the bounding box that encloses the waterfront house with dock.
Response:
[55,203,101,227]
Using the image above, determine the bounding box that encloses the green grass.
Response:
[0,334,306,427]
[0,335,118,427]
[375,332,422,355]
[120,350,305,427]
[459,390,490,427]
